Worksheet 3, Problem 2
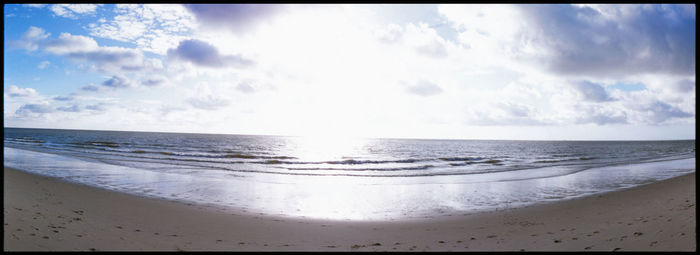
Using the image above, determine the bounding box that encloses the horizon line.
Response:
[3,126,696,142]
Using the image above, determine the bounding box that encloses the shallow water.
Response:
[3,128,696,220]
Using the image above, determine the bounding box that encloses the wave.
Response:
[256,158,429,165]
[5,137,45,143]
[224,153,297,160]
[70,141,120,148]
[438,157,484,161]
[283,164,436,171]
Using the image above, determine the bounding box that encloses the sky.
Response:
[3,4,696,140]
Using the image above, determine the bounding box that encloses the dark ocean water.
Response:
[3,127,696,220]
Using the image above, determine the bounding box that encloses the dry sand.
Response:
[3,166,696,251]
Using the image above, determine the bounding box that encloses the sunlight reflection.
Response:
[286,135,369,162]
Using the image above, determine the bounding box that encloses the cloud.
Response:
[525,4,695,78]
[236,82,255,93]
[38,60,51,69]
[377,23,450,58]
[57,105,81,112]
[403,80,443,96]
[440,4,695,79]
[375,24,403,44]
[15,103,54,115]
[188,94,231,110]
[12,26,50,51]
[43,33,98,54]
[188,83,232,110]
[571,80,615,102]
[407,23,449,58]
[184,4,283,34]
[575,112,628,125]
[81,84,102,92]
[640,100,694,124]
[673,79,695,93]
[85,103,108,112]
[466,112,548,126]
[499,102,531,117]
[49,4,100,19]
[52,95,75,101]
[415,42,448,58]
[101,75,133,88]
[39,31,162,73]
[167,39,254,68]
[5,85,39,98]
[141,75,167,87]
[87,4,196,55]
[466,102,549,126]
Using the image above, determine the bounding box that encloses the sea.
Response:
[3,127,696,220]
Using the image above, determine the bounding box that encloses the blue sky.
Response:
[3,4,696,140]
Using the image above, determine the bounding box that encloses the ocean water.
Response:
[3,127,696,220]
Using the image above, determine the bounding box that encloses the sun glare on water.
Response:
[287,134,369,162]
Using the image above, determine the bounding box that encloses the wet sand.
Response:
[3,166,696,251]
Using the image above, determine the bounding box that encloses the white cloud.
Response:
[15,102,54,116]
[12,26,50,51]
[403,80,443,96]
[235,82,255,93]
[37,61,51,69]
[49,4,100,19]
[405,23,449,58]
[187,83,232,110]
[44,33,99,54]
[188,95,231,110]
[31,30,164,74]
[57,105,81,112]
[88,4,196,55]
[375,23,403,43]
[5,85,39,98]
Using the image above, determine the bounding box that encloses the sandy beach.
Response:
[3,166,696,251]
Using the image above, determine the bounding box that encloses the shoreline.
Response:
[4,166,696,251]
